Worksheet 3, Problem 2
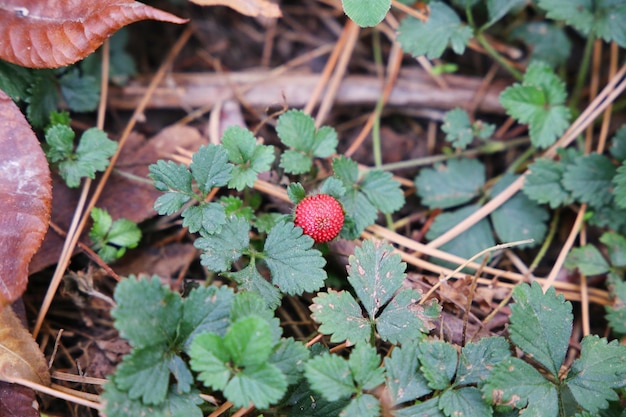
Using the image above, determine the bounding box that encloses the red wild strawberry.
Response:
[294,194,344,243]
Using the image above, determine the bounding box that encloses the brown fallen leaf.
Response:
[0,306,50,387]
[0,89,52,307]
[190,0,281,18]
[0,0,187,68]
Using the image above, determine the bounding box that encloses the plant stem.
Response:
[371,30,384,169]
[569,34,595,111]
[529,208,560,273]
[475,31,523,81]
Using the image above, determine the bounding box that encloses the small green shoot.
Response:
[89,207,141,263]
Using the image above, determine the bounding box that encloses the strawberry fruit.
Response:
[294,194,344,243]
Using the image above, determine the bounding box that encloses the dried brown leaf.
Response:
[190,0,281,17]
[0,89,52,307]
[0,306,50,386]
[0,0,187,68]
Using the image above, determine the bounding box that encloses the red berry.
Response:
[294,194,344,243]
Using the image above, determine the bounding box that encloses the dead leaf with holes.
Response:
[190,0,281,17]
[0,0,187,68]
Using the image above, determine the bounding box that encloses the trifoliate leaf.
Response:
[564,244,610,275]
[263,221,327,295]
[563,153,616,206]
[609,125,626,162]
[59,68,99,112]
[340,394,380,417]
[538,0,626,47]
[112,276,182,348]
[230,291,282,343]
[509,282,572,376]
[394,397,444,417]
[269,338,309,386]
[499,61,570,148]
[333,155,358,184]
[523,158,572,208]
[89,207,113,243]
[441,108,474,149]
[491,174,548,247]
[613,163,626,209]
[376,290,438,345]
[310,290,371,345]
[222,126,275,191]
[226,263,282,310]
[384,341,431,405]
[223,362,287,409]
[486,0,526,26]
[89,208,141,263]
[360,169,405,213]
[440,386,492,417]
[417,340,458,390]
[348,344,385,390]
[342,0,390,27]
[304,353,355,401]
[190,144,232,195]
[225,316,274,368]
[169,354,194,393]
[483,357,558,416]
[189,332,231,390]
[397,2,473,59]
[195,216,250,272]
[113,348,171,405]
[566,335,626,413]
[456,336,511,386]
[510,22,571,68]
[180,285,234,349]
[600,232,626,267]
[319,176,347,199]
[415,158,485,209]
[102,382,202,417]
[149,160,194,215]
[181,203,226,235]
[347,240,406,318]
[106,218,141,249]
[44,124,74,163]
[281,150,313,175]
[220,196,254,221]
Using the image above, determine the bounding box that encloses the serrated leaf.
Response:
[613,163,626,209]
[510,22,571,68]
[320,176,347,199]
[486,0,525,26]
[440,386,492,417]
[384,341,432,405]
[195,216,250,272]
[263,221,327,295]
[304,353,355,401]
[523,158,572,208]
[107,218,141,248]
[340,394,380,417]
[342,0,390,27]
[418,340,458,390]
[180,285,234,349]
[415,158,485,209]
[189,332,231,390]
[483,357,558,417]
[0,61,33,103]
[491,174,548,246]
[339,188,378,237]
[606,277,626,334]
[310,290,371,345]
[441,108,474,149]
[348,344,385,390]
[230,291,282,343]
[281,150,313,174]
[394,397,444,417]
[89,207,112,242]
[287,182,306,204]
[112,276,182,348]
[563,153,616,206]
[285,379,351,417]
[333,156,359,184]
[222,126,275,191]
[113,348,170,405]
[190,144,232,195]
[509,282,572,376]
[456,336,511,386]
[58,127,118,187]
[499,61,570,148]
[397,2,472,59]
[269,338,309,386]
[102,382,202,417]
[377,289,438,345]
[182,202,226,235]
[225,316,274,367]
[44,124,74,163]
[360,169,404,213]
[149,160,194,215]
[599,230,626,266]
[26,71,58,128]
[224,362,287,408]
[226,263,282,310]
[59,68,99,112]
[566,335,626,413]
[564,244,610,275]
[347,240,406,318]
[610,125,626,162]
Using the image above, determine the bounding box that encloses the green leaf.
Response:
[107,218,141,249]
[600,232,626,267]
[538,0,626,47]
[340,394,380,417]
[347,240,406,318]
[509,282,572,376]
[285,379,351,417]
[195,216,250,272]
[112,276,182,348]
[45,124,75,163]
[613,163,626,209]
[89,208,141,263]
[89,207,113,244]
[376,290,438,345]
[222,126,275,191]
[287,182,307,204]
[281,150,313,175]
[510,22,571,68]
[304,353,355,401]
[320,176,347,199]
[59,68,99,112]
[456,336,511,386]
[310,290,371,345]
[348,344,385,390]
[499,61,570,148]
[491,174,548,247]
[102,382,202,417]
[225,316,274,367]
[415,158,485,209]
[566,335,626,413]
[394,397,444,417]
[384,341,431,405]
[189,332,232,390]
[483,357,558,417]
[440,386,492,417]
[523,158,572,208]
[397,2,473,59]
[220,196,254,221]
[606,277,626,334]
[360,169,405,213]
[610,125,626,162]
[223,362,287,408]
[342,0,390,27]
[441,108,474,149]
[230,291,283,343]
[226,263,282,310]
[181,203,226,235]
[269,338,309,386]
[113,348,171,405]
[0,60,34,102]
[418,340,458,390]
[190,144,232,195]
[263,221,327,295]
[180,285,234,349]
[27,70,58,128]
[149,161,194,215]
[563,153,616,206]
[486,0,526,26]
[564,244,610,275]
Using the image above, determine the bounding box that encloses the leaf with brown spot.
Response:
[0,89,52,307]
[0,0,187,68]
[189,0,281,17]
